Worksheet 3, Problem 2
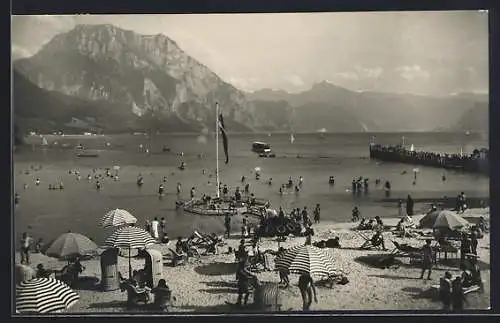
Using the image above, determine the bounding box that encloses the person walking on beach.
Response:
[158,184,164,198]
[406,194,414,216]
[236,255,255,307]
[160,217,167,239]
[278,207,285,224]
[313,204,321,224]
[301,207,309,226]
[352,206,360,222]
[151,217,160,240]
[419,239,433,280]
[224,214,232,238]
[35,178,40,186]
[439,272,453,311]
[190,187,196,199]
[298,273,317,311]
[20,232,33,264]
[451,276,465,312]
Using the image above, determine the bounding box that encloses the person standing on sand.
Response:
[20,232,33,264]
[313,204,321,224]
[352,206,360,222]
[160,217,167,239]
[298,273,317,311]
[158,184,164,197]
[439,271,453,311]
[406,194,414,216]
[451,276,465,312]
[224,214,231,238]
[301,207,309,226]
[151,217,160,240]
[190,187,196,199]
[419,239,433,280]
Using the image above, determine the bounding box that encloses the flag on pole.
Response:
[219,113,229,164]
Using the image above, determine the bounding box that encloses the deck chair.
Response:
[120,281,150,307]
[391,241,423,265]
[168,248,188,267]
[358,232,387,250]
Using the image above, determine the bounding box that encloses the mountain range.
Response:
[12,24,488,135]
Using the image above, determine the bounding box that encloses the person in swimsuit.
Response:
[298,273,317,311]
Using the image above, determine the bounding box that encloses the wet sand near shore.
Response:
[15,209,490,313]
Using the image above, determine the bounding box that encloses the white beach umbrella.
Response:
[100,209,137,228]
[103,226,156,279]
[16,278,79,314]
[275,245,336,278]
[254,167,261,172]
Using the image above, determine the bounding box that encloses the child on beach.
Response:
[20,232,33,264]
[419,239,433,280]
[439,272,453,310]
[298,274,317,311]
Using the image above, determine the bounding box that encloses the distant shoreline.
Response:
[24,130,488,137]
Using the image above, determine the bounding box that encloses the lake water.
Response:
[13,132,489,246]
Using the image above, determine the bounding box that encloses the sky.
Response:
[11,11,489,95]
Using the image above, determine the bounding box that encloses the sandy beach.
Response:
[15,208,490,313]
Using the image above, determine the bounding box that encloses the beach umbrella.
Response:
[275,245,336,278]
[100,209,137,228]
[254,167,261,172]
[113,165,120,171]
[103,226,156,279]
[419,210,441,228]
[16,278,80,314]
[432,210,470,230]
[44,232,98,260]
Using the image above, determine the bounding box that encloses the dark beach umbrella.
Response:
[275,245,336,278]
[16,278,79,314]
[44,232,98,260]
[102,226,156,279]
[100,209,137,228]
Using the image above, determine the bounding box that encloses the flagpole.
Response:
[216,102,220,198]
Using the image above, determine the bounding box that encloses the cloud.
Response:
[355,65,383,79]
[11,45,32,59]
[396,65,430,81]
[288,74,304,87]
[333,71,359,80]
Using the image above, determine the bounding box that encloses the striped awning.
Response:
[16,278,79,314]
[100,209,137,228]
[103,226,156,249]
[275,245,336,278]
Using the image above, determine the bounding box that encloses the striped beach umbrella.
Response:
[103,226,156,279]
[432,210,470,230]
[16,278,79,314]
[44,232,98,260]
[275,245,336,278]
[100,209,137,228]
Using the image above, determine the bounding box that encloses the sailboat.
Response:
[290,133,295,144]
